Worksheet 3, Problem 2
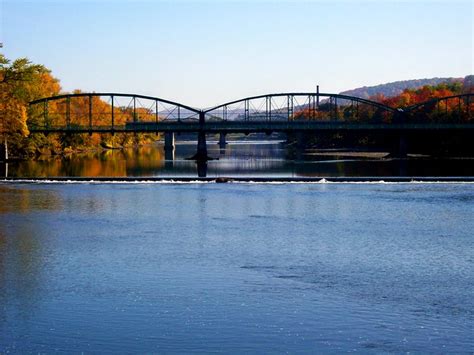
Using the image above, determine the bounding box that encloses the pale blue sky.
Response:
[1,0,472,107]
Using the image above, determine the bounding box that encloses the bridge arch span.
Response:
[29,92,201,114]
[402,93,473,122]
[404,93,473,112]
[205,92,397,113]
[203,92,397,122]
[28,92,201,132]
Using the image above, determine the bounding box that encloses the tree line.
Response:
[0,54,156,159]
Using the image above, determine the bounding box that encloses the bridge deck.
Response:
[28,121,474,134]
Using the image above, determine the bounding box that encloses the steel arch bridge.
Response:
[203,92,397,121]
[26,91,474,160]
[27,91,402,134]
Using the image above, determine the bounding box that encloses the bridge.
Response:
[26,92,474,160]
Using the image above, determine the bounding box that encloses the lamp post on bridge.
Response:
[316,85,320,107]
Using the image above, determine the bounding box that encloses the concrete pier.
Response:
[398,134,408,158]
[164,132,175,152]
[196,160,208,177]
[389,132,408,158]
[295,132,306,161]
[164,148,175,161]
[218,132,227,150]
[164,132,175,160]
[196,131,208,160]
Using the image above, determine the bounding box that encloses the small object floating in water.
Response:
[215,177,232,183]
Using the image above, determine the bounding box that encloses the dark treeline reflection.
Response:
[4,141,474,178]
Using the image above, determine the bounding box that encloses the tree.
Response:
[0,54,60,157]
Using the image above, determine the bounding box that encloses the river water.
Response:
[1,141,473,353]
[2,140,474,179]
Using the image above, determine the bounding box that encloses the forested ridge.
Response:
[371,77,473,108]
[340,77,468,100]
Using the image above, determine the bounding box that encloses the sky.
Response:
[1,0,472,108]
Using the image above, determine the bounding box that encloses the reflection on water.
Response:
[3,140,474,178]
[0,185,62,213]
[0,185,64,328]
[8,145,164,178]
[0,183,473,352]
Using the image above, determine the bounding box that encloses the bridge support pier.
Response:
[164,132,175,160]
[295,132,306,161]
[196,160,208,178]
[390,132,408,158]
[0,138,8,162]
[218,132,227,149]
[399,134,408,158]
[190,111,209,161]
[164,132,175,151]
[165,147,175,161]
[194,131,208,160]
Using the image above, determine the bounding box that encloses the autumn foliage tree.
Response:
[1,55,157,158]
[0,54,61,157]
[0,56,31,153]
[374,80,473,122]
[378,82,463,108]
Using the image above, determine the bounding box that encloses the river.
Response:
[2,140,474,179]
[0,141,473,352]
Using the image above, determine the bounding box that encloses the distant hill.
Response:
[339,77,464,99]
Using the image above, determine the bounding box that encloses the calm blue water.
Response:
[0,182,473,353]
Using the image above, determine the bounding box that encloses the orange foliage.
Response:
[375,82,464,109]
[0,92,28,136]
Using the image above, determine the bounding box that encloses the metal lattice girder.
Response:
[203,92,397,122]
[403,93,474,122]
[29,93,201,130]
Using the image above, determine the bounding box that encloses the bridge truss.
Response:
[404,93,472,122]
[203,92,396,123]
[27,92,473,134]
[28,93,201,133]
